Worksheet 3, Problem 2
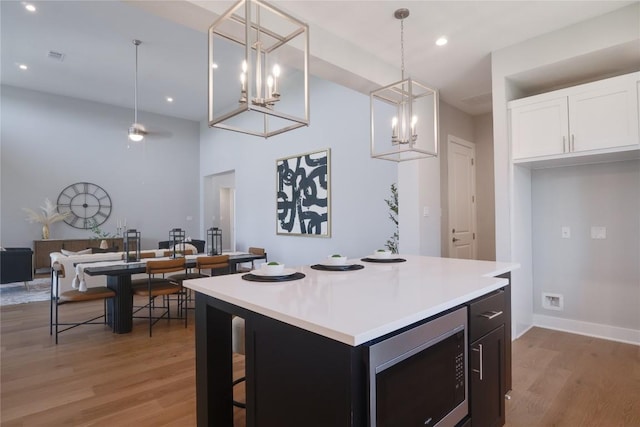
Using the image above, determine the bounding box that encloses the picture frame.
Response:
[276,149,331,237]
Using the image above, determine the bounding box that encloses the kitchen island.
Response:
[184,255,518,427]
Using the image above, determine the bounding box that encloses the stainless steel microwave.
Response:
[367,306,468,427]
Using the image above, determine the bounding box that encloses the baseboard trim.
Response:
[532,314,640,346]
[513,323,534,340]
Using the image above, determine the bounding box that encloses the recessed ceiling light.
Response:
[18,64,28,70]
[435,37,448,46]
[24,3,36,12]
[166,97,174,103]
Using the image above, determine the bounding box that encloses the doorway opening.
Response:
[204,170,236,252]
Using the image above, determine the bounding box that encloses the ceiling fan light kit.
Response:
[208,0,309,138]
[370,8,439,162]
[128,39,146,143]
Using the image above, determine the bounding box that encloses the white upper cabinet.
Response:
[509,72,639,163]
[510,97,568,159]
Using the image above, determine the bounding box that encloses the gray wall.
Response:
[532,160,640,330]
[0,85,200,250]
[474,113,496,261]
[199,76,397,267]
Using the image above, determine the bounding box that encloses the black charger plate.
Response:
[241,272,306,282]
[360,257,407,263]
[310,264,364,272]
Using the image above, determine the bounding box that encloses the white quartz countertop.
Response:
[184,255,519,346]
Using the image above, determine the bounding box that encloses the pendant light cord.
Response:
[133,40,140,124]
[400,17,405,81]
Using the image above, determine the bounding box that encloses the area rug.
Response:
[0,278,51,306]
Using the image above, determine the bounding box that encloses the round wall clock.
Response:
[57,182,112,229]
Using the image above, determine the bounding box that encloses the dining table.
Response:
[82,252,266,333]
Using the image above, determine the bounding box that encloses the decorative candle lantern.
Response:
[123,229,141,263]
[207,227,222,255]
[169,228,186,258]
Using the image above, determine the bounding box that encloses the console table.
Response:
[33,238,122,272]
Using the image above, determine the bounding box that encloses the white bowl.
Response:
[373,250,392,259]
[261,262,285,275]
[326,255,348,265]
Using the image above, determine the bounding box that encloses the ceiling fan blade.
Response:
[145,129,173,139]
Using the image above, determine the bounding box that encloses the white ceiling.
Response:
[1,0,637,124]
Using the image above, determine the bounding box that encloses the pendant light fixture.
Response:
[370,9,439,162]
[208,0,309,138]
[128,39,146,143]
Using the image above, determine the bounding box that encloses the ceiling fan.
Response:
[128,39,146,142]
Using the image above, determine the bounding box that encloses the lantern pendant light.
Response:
[370,8,439,162]
[208,0,309,138]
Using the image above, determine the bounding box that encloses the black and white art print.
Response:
[276,149,330,237]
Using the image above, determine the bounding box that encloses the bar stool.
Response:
[232,316,246,408]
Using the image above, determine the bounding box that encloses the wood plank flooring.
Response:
[1,300,638,426]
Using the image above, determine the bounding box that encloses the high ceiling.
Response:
[1,0,637,123]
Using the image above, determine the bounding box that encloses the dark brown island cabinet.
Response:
[185,256,517,427]
[467,278,511,427]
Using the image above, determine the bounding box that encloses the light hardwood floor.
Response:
[1,300,638,426]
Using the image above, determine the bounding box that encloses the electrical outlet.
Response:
[561,226,571,239]
[542,293,563,311]
[591,226,606,239]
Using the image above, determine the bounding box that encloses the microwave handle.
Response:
[472,344,484,380]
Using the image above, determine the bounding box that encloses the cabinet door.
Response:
[569,74,639,152]
[510,97,568,160]
[34,240,63,270]
[65,239,91,252]
[470,325,505,427]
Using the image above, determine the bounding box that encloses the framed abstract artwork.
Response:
[276,149,331,237]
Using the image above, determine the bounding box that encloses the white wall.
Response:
[492,3,640,340]
[199,76,397,266]
[0,85,201,250]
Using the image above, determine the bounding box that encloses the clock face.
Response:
[57,182,112,229]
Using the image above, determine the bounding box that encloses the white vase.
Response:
[100,239,109,249]
[42,224,50,240]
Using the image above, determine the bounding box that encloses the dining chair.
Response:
[131,257,185,337]
[237,247,267,273]
[169,255,230,325]
[49,262,116,344]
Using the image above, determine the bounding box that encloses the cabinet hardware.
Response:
[472,344,484,380]
[479,310,503,320]
[571,134,575,152]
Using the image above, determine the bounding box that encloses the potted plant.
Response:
[88,219,114,249]
[22,198,69,239]
[384,183,399,253]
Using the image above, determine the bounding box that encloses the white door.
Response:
[219,188,236,252]
[448,136,477,259]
